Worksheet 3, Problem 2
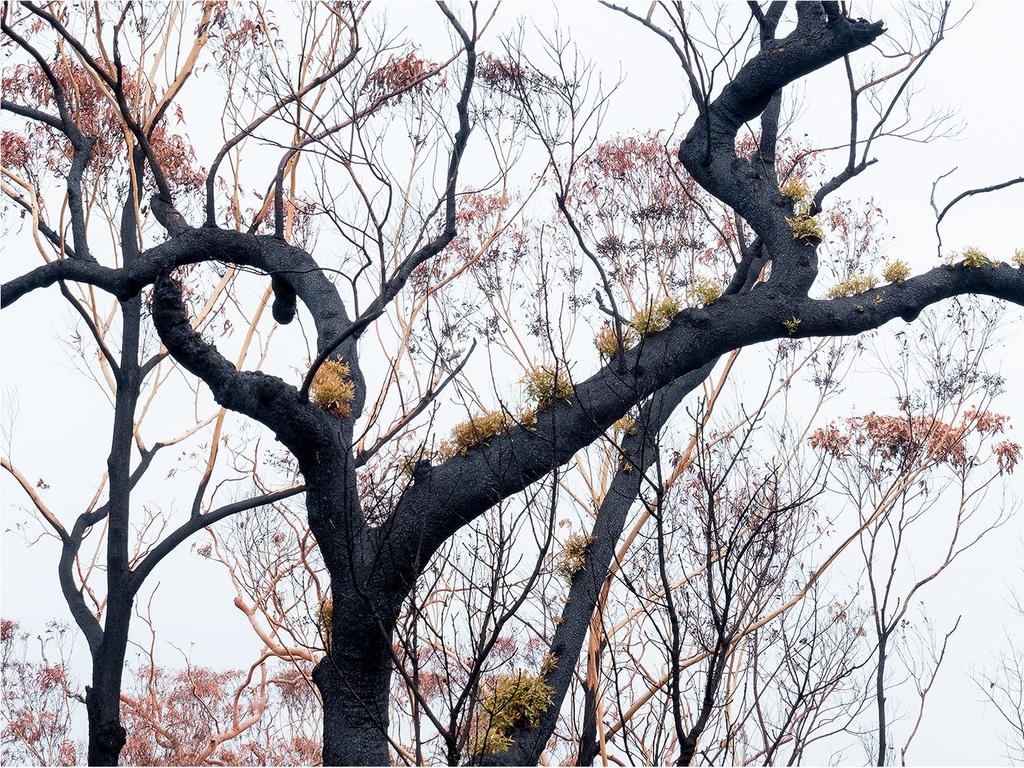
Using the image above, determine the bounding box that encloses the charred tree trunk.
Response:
[86,296,142,765]
[304,461,410,767]
[315,584,405,766]
[86,604,131,766]
[314,626,394,765]
[575,668,602,767]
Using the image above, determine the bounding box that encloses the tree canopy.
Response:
[2,1,1023,766]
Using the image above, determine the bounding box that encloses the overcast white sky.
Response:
[2,1,1023,764]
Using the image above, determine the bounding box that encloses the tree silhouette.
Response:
[3,2,1022,766]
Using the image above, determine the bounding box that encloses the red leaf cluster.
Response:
[810,407,1018,474]
[364,52,441,103]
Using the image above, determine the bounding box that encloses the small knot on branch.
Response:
[271,273,297,325]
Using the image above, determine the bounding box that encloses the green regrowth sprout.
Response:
[519,406,538,431]
[632,296,682,336]
[539,654,557,677]
[783,315,801,335]
[780,178,811,201]
[961,246,990,268]
[555,533,594,582]
[317,597,333,651]
[686,277,722,307]
[785,211,824,243]
[594,326,637,359]
[523,366,573,411]
[473,671,554,755]
[613,415,636,436]
[311,359,356,418]
[882,259,911,284]
[826,273,879,299]
[442,411,510,457]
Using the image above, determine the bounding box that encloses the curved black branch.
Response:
[391,263,1024,569]
[3,228,351,347]
[149,274,323,456]
[935,176,1024,228]
[1,98,64,130]
[676,3,885,293]
[128,485,306,595]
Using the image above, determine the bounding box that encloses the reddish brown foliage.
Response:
[2,58,204,193]
[1,620,80,766]
[476,53,555,93]
[1,131,31,171]
[810,408,1019,474]
[1,618,323,766]
[364,52,442,102]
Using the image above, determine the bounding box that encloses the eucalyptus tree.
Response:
[3,2,1023,766]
